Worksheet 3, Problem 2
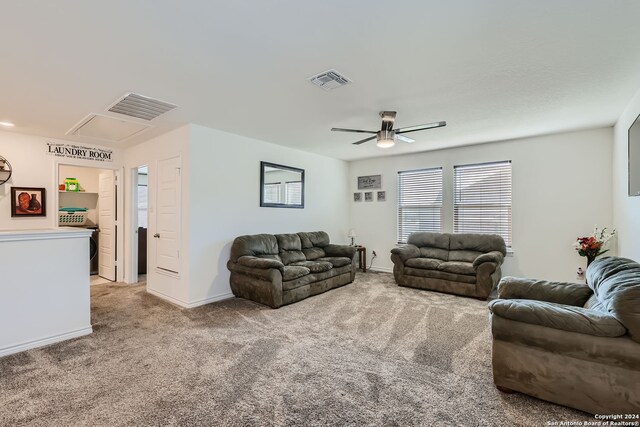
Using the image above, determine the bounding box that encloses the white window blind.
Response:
[137,184,148,228]
[285,181,302,205]
[397,167,443,243]
[264,182,282,204]
[454,160,512,247]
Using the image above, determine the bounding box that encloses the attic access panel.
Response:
[67,114,150,142]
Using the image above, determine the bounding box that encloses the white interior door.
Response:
[98,171,116,281]
[156,156,181,274]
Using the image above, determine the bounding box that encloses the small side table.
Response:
[356,246,367,272]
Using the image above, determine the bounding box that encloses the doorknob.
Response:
[153,233,160,238]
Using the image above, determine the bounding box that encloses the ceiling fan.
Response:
[331,111,446,148]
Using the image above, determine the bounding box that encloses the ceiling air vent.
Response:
[107,92,177,121]
[308,69,351,91]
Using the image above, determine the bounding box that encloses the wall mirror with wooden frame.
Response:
[260,161,304,208]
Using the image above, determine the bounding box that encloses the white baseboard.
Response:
[0,326,93,358]
[369,266,393,273]
[184,292,234,308]
[147,288,191,308]
[147,288,234,309]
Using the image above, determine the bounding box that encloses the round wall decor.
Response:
[0,155,12,185]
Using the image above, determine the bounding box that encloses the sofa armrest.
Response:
[473,251,504,269]
[489,299,626,337]
[236,255,284,270]
[324,244,356,258]
[497,277,592,306]
[390,244,420,262]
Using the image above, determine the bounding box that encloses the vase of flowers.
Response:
[574,227,616,267]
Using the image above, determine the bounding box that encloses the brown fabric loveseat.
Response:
[390,232,506,299]
[227,231,356,308]
[489,256,640,414]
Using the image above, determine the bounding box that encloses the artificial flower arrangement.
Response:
[574,226,616,266]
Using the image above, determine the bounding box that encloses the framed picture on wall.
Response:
[377,191,386,202]
[357,175,382,189]
[354,192,362,202]
[10,187,46,217]
[364,191,373,202]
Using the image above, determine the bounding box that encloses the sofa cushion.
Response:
[583,294,606,312]
[291,260,333,273]
[498,277,593,307]
[391,245,421,262]
[275,233,302,251]
[407,232,449,250]
[230,234,279,262]
[418,247,449,261]
[283,264,351,291]
[298,231,330,248]
[404,267,476,284]
[324,244,356,258]
[317,256,351,268]
[489,299,627,337]
[282,265,310,281]
[491,315,640,371]
[405,258,443,269]
[236,256,284,269]
[275,233,306,265]
[449,233,507,255]
[587,257,640,343]
[438,261,475,276]
[449,250,482,263]
[302,247,326,260]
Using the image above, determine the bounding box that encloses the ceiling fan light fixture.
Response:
[376,130,395,148]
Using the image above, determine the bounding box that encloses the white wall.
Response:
[187,124,350,305]
[613,88,640,262]
[0,130,122,230]
[349,127,613,282]
[0,228,93,356]
[123,125,191,305]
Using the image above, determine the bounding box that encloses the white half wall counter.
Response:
[0,227,93,357]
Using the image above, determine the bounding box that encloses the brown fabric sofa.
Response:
[489,256,640,414]
[390,232,506,299]
[227,231,356,308]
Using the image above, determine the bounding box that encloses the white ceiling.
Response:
[1,1,640,161]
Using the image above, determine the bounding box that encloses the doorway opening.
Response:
[57,164,119,285]
[136,166,148,284]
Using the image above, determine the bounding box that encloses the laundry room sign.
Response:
[46,142,113,162]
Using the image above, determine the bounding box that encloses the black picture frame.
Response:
[11,187,46,217]
[629,113,640,197]
[260,161,305,208]
[357,175,382,190]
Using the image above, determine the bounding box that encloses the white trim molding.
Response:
[147,289,234,309]
[0,326,92,358]
[0,227,92,242]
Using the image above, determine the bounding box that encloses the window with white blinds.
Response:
[397,167,443,243]
[263,182,282,204]
[285,181,302,205]
[453,160,512,247]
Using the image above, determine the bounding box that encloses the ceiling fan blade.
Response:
[396,121,446,134]
[395,134,415,143]
[331,128,377,134]
[352,136,377,145]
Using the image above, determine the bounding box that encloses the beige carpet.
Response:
[0,272,592,426]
